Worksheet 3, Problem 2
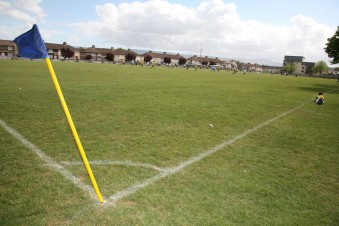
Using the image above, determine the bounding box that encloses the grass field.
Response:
[1,60,338,225]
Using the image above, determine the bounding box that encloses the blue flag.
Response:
[14,24,49,59]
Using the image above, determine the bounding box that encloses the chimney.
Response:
[92,45,95,48]
[63,42,67,46]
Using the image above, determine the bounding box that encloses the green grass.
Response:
[1,60,338,225]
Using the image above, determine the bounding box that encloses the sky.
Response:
[0,0,338,66]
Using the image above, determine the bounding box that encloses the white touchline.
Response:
[105,100,312,205]
[0,119,98,201]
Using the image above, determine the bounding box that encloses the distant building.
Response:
[283,55,315,75]
[283,56,305,63]
[45,42,79,60]
[302,62,315,74]
[283,55,304,74]
[187,55,224,66]
[0,40,16,59]
[112,48,139,63]
[334,67,339,75]
[243,63,263,72]
[80,45,115,62]
[141,51,185,65]
[223,60,238,70]
[263,66,281,74]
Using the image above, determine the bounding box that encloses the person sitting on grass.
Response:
[314,92,325,105]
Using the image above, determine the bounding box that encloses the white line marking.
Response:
[61,160,167,172]
[105,100,310,204]
[0,119,98,201]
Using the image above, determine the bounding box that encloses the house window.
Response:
[8,46,13,50]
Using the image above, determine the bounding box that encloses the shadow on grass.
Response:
[298,84,339,94]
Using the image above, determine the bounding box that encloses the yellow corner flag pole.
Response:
[45,58,104,203]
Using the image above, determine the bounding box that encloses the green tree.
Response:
[324,26,339,64]
[235,61,243,70]
[282,63,297,74]
[313,61,329,76]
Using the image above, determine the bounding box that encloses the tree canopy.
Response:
[106,53,114,62]
[282,63,297,74]
[144,54,152,62]
[313,61,329,76]
[178,57,186,65]
[60,48,74,59]
[324,26,339,64]
[201,61,208,66]
[163,57,171,64]
[85,55,92,61]
[125,52,136,61]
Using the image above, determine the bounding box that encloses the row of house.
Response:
[1,39,285,73]
[0,39,239,69]
[7,39,335,75]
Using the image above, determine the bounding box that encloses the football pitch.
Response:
[1,60,338,225]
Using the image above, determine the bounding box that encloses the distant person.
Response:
[314,92,325,105]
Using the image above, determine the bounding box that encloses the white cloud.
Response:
[71,0,334,64]
[15,0,45,18]
[0,0,45,24]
